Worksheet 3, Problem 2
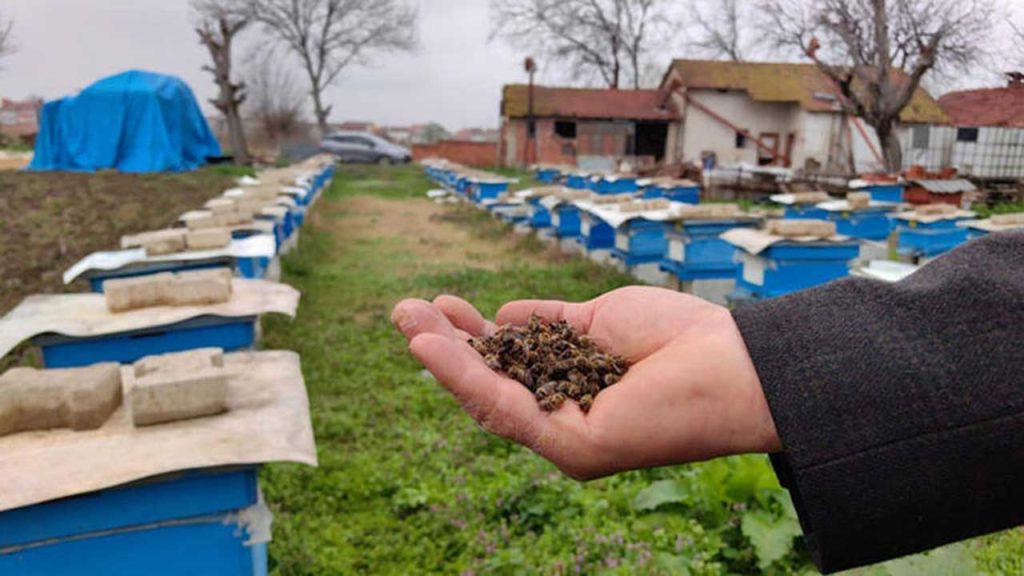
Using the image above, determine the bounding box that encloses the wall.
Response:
[677,89,800,167]
[412,140,498,167]
[948,127,1024,179]
[500,117,666,167]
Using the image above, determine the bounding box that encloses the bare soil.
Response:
[0,170,236,315]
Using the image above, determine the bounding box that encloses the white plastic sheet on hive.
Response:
[740,253,766,286]
[615,232,629,251]
[668,239,685,262]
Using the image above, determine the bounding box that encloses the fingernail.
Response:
[392,308,418,334]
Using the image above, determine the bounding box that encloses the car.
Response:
[319,131,411,165]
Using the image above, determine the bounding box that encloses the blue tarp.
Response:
[29,70,221,173]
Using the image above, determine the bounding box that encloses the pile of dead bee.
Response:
[469,315,628,412]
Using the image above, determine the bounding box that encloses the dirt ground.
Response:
[0,170,237,315]
[324,195,525,271]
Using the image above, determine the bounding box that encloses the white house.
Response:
[657,60,950,175]
[937,74,1024,181]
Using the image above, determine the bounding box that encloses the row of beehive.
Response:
[0,156,337,575]
[421,160,1020,306]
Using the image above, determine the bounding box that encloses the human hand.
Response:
[391,286,780,480]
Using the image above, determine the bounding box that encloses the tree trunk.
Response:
[873,121,903,174]
[224,107,250,165]
[311,87,330,137]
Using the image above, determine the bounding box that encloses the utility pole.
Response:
[525,56,538,165]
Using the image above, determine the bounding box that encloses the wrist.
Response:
[718,308,782,454]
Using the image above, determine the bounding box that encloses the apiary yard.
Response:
[253,165,1022,575]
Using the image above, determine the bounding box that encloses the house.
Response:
[937,73,1024,181]
[0,98,43,144]
[498,85,677,169]
[657,60,949,174]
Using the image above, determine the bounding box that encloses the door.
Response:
[758,133,780,166]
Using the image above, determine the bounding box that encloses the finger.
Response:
[409,333,599,475]
[409,333,547,444]
[433,295,496,337]
[391,298,459,340]
[495,299,595,334]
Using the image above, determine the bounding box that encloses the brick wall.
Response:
[412,140,498,167]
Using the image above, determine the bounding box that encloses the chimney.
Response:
[1007,72,1024,88]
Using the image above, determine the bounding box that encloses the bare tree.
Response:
[247,0,417,136]
[760,0,996,172]
[243,50,306,143]
[193,0,252,165]
[0,12,15,64]
[491,0,673,89]
[688,0,747,61]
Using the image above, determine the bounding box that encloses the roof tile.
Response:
[502,85,676,121]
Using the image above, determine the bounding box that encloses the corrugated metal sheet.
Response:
[910,179,977,193]
[664,60,949,125]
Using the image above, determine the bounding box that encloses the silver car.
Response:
[320,131,411,165]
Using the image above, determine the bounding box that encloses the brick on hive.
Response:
[185,228,232,251]
[766,219,837,238]
[205,197,237,215]
[104,269,233,312]
[847,192,871,210]
[0,363,122,436]
[130,348,228,427]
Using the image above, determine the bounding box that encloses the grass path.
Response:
[259,166,1020,575]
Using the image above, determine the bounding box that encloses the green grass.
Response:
[258,165,1021,575]
[973,201,1024,219]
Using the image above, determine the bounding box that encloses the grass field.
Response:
[258,165,1022,575]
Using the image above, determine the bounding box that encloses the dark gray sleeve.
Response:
[731,231,1024,574]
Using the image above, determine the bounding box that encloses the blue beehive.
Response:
[35,315,258,369]
[783,204,830,220]
[0,467,267,576]
[819,204,898,241]
[594,176,638,195]
[611,218,666,266]
[565,173,590,190]
[472,181,510,203]
[732,241,860,299]
[643,183,701,204]
[551,204,581,238]
[862,183,904,203]
[893,218,970,257]
[660,218,760,281]
[577,211,616,251]
[535,167,561,183]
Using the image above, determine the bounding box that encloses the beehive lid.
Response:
[63,234,277,284]
[0,351,316,512]
[0,279,299,360]
[721,224,851,254]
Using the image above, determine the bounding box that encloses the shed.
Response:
[29,70,221,173]
[937,74,1024,180]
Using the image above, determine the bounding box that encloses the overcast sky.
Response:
[0,1,1020,131]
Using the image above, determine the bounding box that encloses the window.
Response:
[912,125,930,149]
[554,120,577,139]
[735,132,747,149]
[956,127,979,142]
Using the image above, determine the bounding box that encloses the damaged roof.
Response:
[938,86,1024,128]
[663,60,948,124]
[502,85,676,121]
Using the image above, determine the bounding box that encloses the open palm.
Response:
[392,286,779,480]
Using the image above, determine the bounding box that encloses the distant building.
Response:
[334,121,379,134]
[658,60,949,174]
[382,126,413,145]
[453,127,499,143]
[499,85,677,169]
[938,73,1024,180]
[0,98,43,144]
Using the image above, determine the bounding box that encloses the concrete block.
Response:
[847,192,871,209]
[186,228,232,251]
[767,219,837,238]
[144,235,187,256]
[185,213,220,230]
[133,347,224,378]
[161,268,233,307]
[121,229,187,250]
[105,273,174,312]
[0,363,122,436]
[131,366,228,427]
[205,197,237,215]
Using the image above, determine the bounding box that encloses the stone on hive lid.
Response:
[105,273,175,312]
[160,268,233,307]
[134,347,224,378]
[847,192,871,209]
[131,366,229,427]
[0,363,122,436]
[915,203,957,216]
[766,219,837,238]
[186,228,232,251]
